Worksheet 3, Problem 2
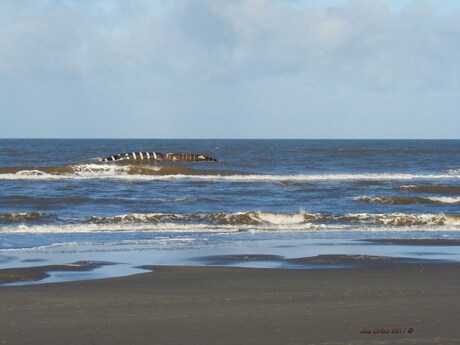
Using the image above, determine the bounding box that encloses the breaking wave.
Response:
[0,164,227,179]
[1,211,459,233]
[353,196,460,205]
[0,164,459,182]
[0,212,46,223]
[340,213,460,226]
[398,185,460,194]
[86,211,315,226]
[446,169,460,175]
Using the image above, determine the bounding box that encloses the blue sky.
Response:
[1,0,460,138]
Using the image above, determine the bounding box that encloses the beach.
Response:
[1,256,459,345]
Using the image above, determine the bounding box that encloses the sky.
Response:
[1,0,460,139]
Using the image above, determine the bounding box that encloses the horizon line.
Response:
[0,137,459,141]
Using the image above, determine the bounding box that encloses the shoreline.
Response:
[2,251,460,285]
[1,259,459,344]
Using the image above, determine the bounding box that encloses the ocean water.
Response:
[1,139,460,282]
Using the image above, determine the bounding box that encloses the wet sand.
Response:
[1,257,459,345]
[0,261,111,284]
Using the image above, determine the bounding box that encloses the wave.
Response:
[446,169,460,175]
[0,212,45,223]
[0,222,326,234]
[353,196,460,205]
[86,211,318,226]
[1,211,459,233]
[0,164,459,182]
[340,213,460,226]
[399,185,460,194]
[0,164,228,178]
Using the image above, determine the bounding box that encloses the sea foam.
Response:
[0,164,459,182]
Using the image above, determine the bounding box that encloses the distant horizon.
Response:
[1,137,459,141]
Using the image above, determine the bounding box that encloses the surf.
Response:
[353,196,460,205]
[0,165,459,181]
[2,211,460,234]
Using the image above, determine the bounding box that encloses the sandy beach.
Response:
[1,257,459,345]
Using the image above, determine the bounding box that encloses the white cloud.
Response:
[1,0,459,138]
[1,0,459,88]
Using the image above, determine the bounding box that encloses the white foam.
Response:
[1,220,459,235]
[426,196,460,204]
[256,211,306,225]
[342,213,460,226]
[0,237,201,253]
[399,185,417,189]
[1,166,459,182]
[0,222,209,233]
[446,169,460,175]
[188,173,460,182]
[352,195,460,204]
[0,242,82,252]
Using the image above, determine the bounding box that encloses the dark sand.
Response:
[0,258,459,345]
[0,261,110,284]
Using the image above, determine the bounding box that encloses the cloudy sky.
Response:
[1,0,459,138]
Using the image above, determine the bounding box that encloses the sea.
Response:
[1,139,460,283]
